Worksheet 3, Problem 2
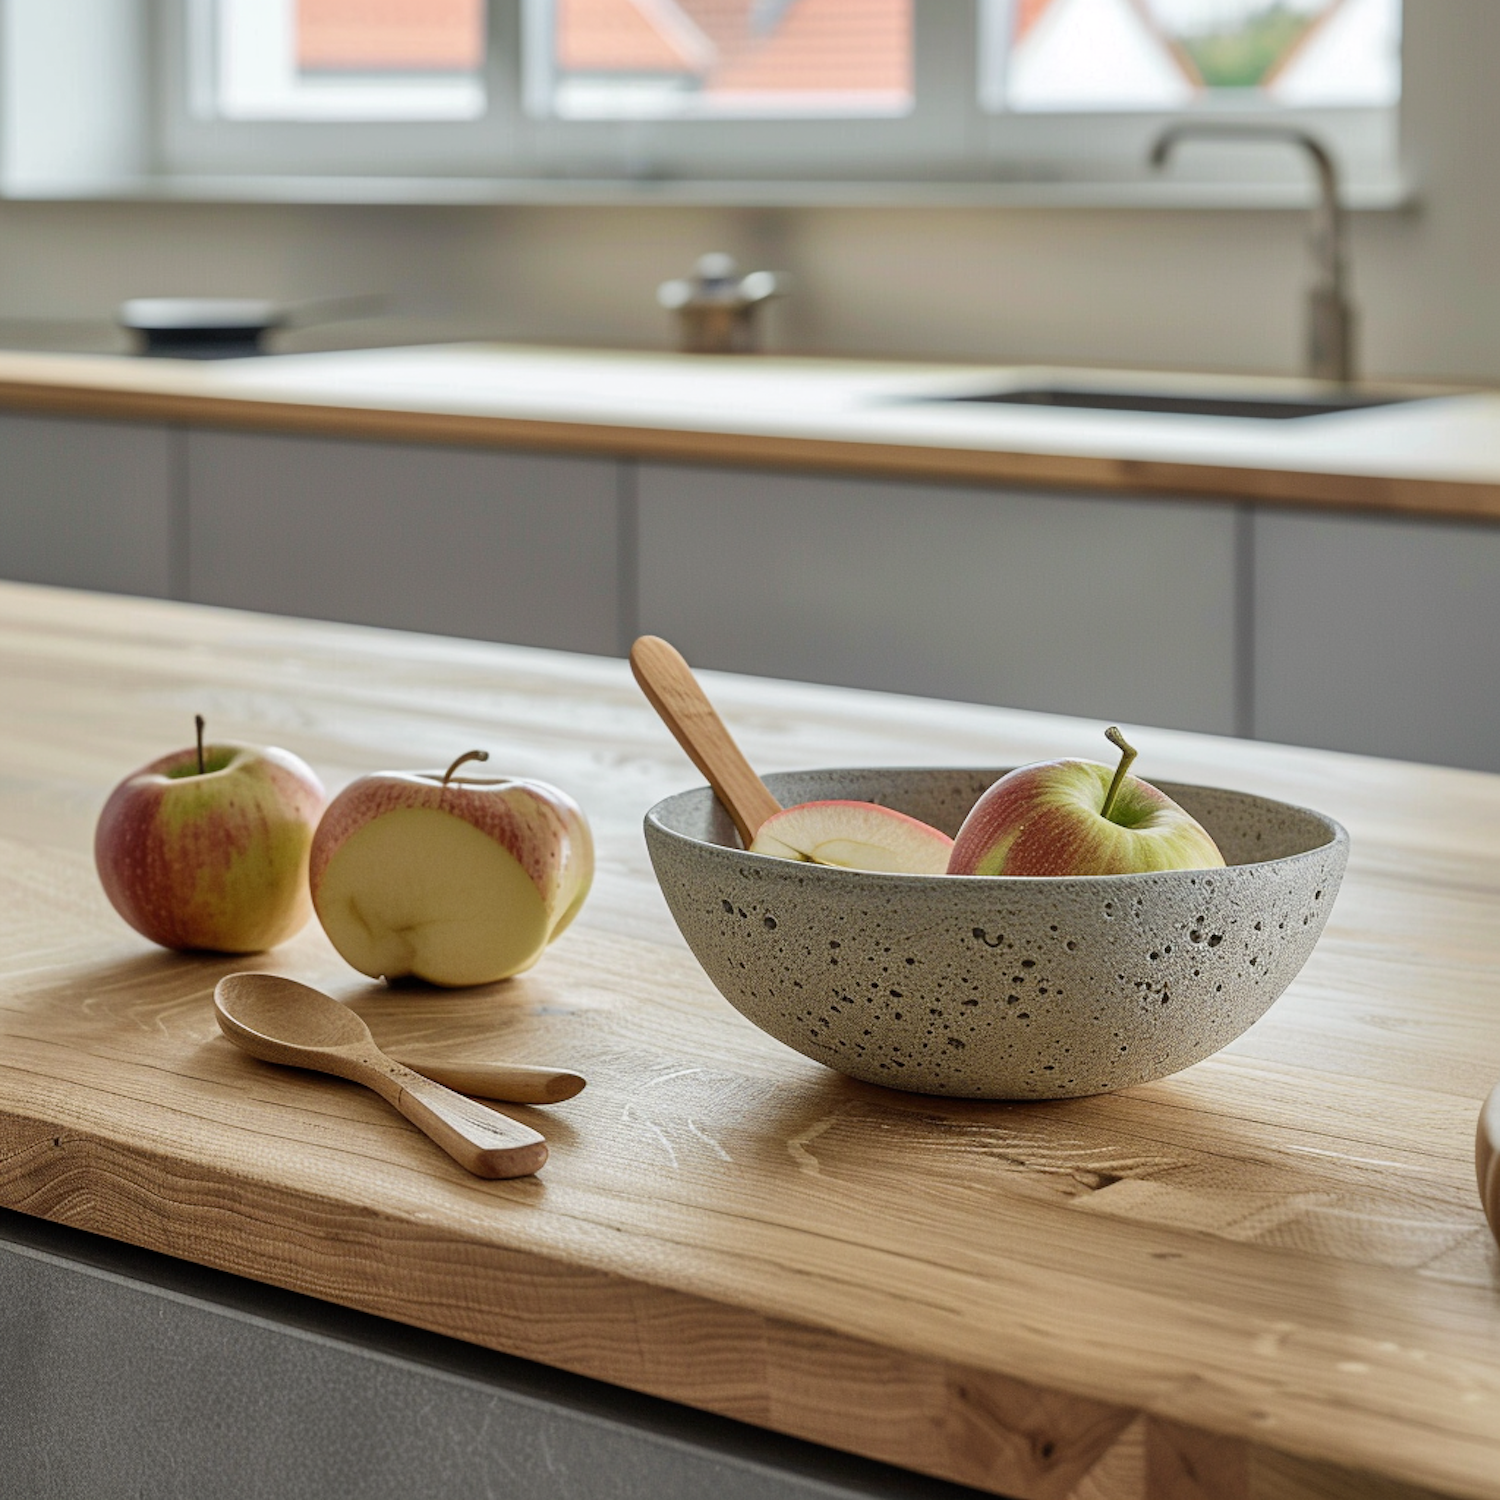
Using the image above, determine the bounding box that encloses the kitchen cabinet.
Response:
[1252,509,1500,772]
[0,413,175,599]
[636,463,1241,735]
[2,1213,964,1500]
[6,400,1500,772]
[184,431,622,655]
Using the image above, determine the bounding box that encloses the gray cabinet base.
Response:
[185,431,623,656]
[638,465,1240,735]
[1252,509,1500,772]
[0,415,174,599]
[0,1210,993,1500]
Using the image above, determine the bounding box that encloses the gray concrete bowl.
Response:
[645,768,1348,1099]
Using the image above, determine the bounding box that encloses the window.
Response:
[534,0,912,121]
[985,0,1401,114]
[204,0,486,120]
[161,0,1403,197]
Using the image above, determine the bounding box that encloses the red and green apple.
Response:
[947,727,1225,878]
[95,716,326,953]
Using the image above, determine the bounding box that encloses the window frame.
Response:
[148,0,1403,199]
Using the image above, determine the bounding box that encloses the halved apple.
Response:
[749,800,953,875]
[310,752,593,988]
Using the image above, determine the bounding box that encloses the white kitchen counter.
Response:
[0,343,1493,520]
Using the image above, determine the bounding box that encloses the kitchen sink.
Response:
[933,386,1425,421]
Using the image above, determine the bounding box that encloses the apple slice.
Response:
[749,800,953,875]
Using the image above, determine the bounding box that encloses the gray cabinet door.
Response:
[0,414,174,598]
[1253,508,1500,772]
[637,464,1240,735]
[186,431,621,655]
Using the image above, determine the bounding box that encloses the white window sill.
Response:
[0,172,1416,212]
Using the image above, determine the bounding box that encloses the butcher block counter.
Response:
[1,582,1499,1500]
[0,342,1497,521]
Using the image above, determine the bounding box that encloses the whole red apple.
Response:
[96,717,326,952]
[948,727,1224,878]
[309,750,593,988]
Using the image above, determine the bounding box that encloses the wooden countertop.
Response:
[1,343,1499,522]
[1,583,1498,1500]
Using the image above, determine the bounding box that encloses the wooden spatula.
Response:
[629,634,782,846]
[214,973,549,1179]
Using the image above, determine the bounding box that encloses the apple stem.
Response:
[442,748,489,786]
[195,714,205,777]
[1099,726,1138,822]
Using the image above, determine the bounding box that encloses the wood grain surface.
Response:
[0,345,1497,522]
[0,582,1497,1500]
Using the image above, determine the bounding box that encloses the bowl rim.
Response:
[644,765,1349,885]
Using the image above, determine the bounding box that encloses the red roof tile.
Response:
[709,0,909,94]
[557,0,702,73]
[297,0,484,71]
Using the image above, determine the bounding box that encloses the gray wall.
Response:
[0,2,1494,383]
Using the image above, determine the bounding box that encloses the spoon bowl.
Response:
[217,972,373,1057]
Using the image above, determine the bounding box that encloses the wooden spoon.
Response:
[630,634,782,846]
[214,973,549,1179]
[221,975,583,1104]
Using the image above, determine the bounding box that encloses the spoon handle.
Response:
[630,634,782,846]
[389,1054,585,1105]
[363,1059,548,1179]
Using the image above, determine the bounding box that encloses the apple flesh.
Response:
[947,729,1224,878]
[749,800,953,875]
[310,756,593,987]
[95,735,326,953]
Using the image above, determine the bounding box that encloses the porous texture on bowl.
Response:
[645,768,1348,1099]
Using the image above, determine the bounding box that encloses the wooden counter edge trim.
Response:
[0,376,1496,526]
[0,1113,1477,1500]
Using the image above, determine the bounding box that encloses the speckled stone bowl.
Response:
[645,768,1348,1099]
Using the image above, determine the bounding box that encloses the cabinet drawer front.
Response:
[187,431,620,655]
[639,465,1238,735]
[0,414,172,599]
[1254,509,1500,772]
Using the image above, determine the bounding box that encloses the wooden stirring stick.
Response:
[629,634,782,847]
[214,974,549,1180]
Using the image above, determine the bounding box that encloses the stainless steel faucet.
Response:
[1149,124,1355,385]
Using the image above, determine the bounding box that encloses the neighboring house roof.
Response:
[558,0,908,97]
[557,0,707,74]
[297,0,484,72]
[708,0,909,95]
[296,0,910,100]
